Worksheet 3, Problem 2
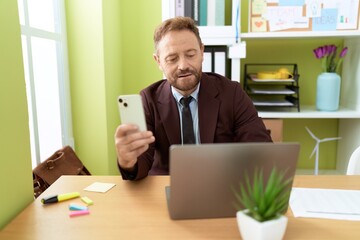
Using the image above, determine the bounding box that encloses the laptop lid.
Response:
[166,142,300,220]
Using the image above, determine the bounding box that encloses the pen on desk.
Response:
[41,192,80,204]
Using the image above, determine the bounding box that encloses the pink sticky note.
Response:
[69,210,90,217]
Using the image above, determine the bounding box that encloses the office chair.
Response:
[346,146,360,175]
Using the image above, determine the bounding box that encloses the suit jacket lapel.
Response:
[198,75,220,143]
[156,81,181,145]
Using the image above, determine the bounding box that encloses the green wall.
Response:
[65,0,162,175]
[0,0,33,230]
[119,0,163,93]
[66,0,108,174]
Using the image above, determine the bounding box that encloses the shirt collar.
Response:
[171,83,200,103]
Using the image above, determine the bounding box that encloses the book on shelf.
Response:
[207,0,216,25]
[207,0,225,26]
[175,0,225,26]
[193,0,199,24]
[214,0,225,26]
[203,51,212,72]
[199,0,208,26]
[214,51,226,76]
[182,0,199,25]
[184,0,192,19]
[202,46,227,77]
[176,0,184,17]
[199,0,207,26]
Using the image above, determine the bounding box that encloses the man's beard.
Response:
[170,68,201,92]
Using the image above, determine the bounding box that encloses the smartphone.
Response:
[117,94,147,131]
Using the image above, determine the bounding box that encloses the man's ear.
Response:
[153,53,159,63]
[153,53,163,71]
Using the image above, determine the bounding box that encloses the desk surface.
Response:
[1,175,360,240]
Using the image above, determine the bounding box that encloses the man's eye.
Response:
[166,57,177,63]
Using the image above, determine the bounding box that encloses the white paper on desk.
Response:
[290,188,360,221]
[84,182,116,193]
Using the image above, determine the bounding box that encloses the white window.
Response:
[18,0,73,169]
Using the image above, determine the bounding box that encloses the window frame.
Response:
[18,0,74,168]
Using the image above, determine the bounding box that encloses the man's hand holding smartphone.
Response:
[115,95,155,171]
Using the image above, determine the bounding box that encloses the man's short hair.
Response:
[153,17,202,53]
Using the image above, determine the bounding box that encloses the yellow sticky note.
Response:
[81,196,93,206]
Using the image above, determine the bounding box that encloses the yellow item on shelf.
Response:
[257,68,293,80]
[257,71,279,79]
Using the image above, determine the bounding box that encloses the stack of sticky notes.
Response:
[68,196,93,217]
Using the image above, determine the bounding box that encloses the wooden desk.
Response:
[1,175,360,240]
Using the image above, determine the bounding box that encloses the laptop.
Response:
[165,142,300,220]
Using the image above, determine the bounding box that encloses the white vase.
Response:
[236,210,288,240]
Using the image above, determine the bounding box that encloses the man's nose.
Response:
[177,57,189,70]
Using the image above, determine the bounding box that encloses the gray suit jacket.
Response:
[120,72,272,180]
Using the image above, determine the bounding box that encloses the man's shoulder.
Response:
[141,79,168,94]
[202,72,240,89]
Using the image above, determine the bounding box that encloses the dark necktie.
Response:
[180,97,195,144]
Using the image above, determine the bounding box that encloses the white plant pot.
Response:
[236,210,288,240]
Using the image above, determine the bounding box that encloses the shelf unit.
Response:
[243,36,360,175]
[162,0,360,174]
[244,63,300,112]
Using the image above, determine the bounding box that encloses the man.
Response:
[115,17,272,180]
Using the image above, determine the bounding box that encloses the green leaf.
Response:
[253,169,263,205]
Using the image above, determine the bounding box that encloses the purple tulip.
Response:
[329,45,337,56]
[313,47,323,59]
[325,45,331,56]
[314,44,349,73]
[322,45,328,56]
[339,47,348,58]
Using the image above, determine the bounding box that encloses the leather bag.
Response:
[33,145,91,198]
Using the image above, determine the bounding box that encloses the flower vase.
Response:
[316,72,341,111]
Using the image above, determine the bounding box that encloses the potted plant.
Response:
[232,167,293,240]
